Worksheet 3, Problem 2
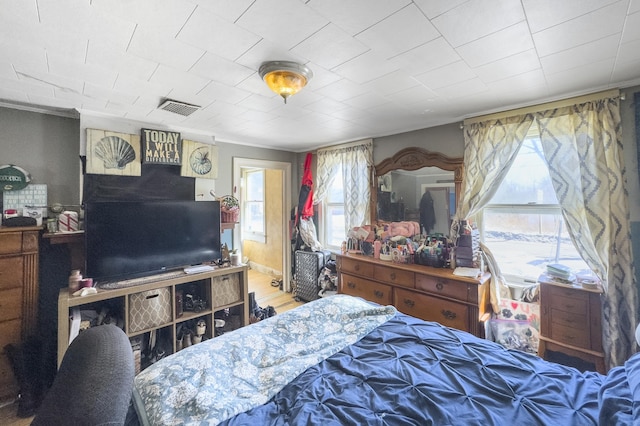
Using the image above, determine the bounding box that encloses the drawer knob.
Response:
[347,282,356,289]
[373,290,384,299]
[354,264,360,271]
[403,298,415,308]
[390,272,396,281]
[441,310,457,320]
[436,282,444,291]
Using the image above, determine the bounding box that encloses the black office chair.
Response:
[31,324,135,426]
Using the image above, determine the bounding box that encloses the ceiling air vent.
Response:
[158,99,201,117]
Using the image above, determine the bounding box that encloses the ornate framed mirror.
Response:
[371,147,463,235]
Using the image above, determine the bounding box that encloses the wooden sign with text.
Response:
[141,128,182,165]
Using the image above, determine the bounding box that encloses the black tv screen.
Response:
[84,200,221,283]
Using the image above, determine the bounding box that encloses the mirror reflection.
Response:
[377,167,455,235]
[371,147,463,238]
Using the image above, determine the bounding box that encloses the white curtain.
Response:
[535,97,637,367]
[454,115,535,313]
[315,140,373,233]
[459,93,637,368]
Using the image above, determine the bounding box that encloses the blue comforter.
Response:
[222,312,613,426]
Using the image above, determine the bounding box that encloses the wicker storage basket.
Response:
[219,195,239,223]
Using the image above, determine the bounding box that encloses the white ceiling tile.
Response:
[431,77,489,99]
[523,0,620,33]
[188,0,254,22]
[612,57,640,83]
[196,82,253,106]
[413,0,469,19]
[149,65,211,98]
[38,1,135,51]
[487,69,549,103]
[362,70,421,96]
[0,76,54,99]
[332,51,400,84]
[414,60,477,90]
[313,78,369,102]
[16,70,85,96]
[128,27,204,71]
[83,82,139,105]
[474,49,541,83]
[189,53,255,87]
[389,37,461,75]
[532,1,628,56]
[385,85,439,110]
[432,0,525,47]
[631,0,640,13]
[355,4,440,58]
[302,63,342,90]
[87,40,159,81]
[48,53,120,91]
[177,7,262,61]
[237,93,281,113]
[456,21,534,68]
[304,97,350,114]
[617,38,640,64]
[621,10,640,43]
[540,34,619,75]
[343,92,390,109]
[91,0,196,35]
[0,41,49,76]
[545,58,616,94]
[306,0,410,35]
[290,24,369,70]
[235,39,308,70]
[236,0,328,49]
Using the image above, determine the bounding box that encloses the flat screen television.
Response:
[84,200,222,284]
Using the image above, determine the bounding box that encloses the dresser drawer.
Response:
[340,257,374,278]
[549,322,590,349]
[394,287,468,332]
[373,265,414,288]
[415,273,470,302]
[0,256,24,290]
[340,273,392,305]
[547,286,588,312]
[550,308,585,329]
[0,287,23,322]
[0,232,22,255]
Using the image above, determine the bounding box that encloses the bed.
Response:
[131,294,638,425]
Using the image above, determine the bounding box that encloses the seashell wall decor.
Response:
[86,129,141,176]
[180,139,218,179]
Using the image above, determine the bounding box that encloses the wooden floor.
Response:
[249,269,304,314]
[0,268,302,424]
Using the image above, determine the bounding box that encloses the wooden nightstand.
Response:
[538,280,605,374]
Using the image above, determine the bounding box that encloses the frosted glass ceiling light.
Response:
[259,61,313,104]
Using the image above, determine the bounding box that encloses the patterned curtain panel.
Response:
[315,140,373,232]
[456,115,534,312]
[535,97,638,368]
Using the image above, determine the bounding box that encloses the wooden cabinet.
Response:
[538,281,605,373]
[57,265,249,370]
[337,254,491,338]
[0,226,40,402]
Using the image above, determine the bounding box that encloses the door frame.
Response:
[233,158,292,292]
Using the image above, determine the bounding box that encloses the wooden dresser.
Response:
[538,281,605,373]
[336,253,491,337]
[0,226,41,402]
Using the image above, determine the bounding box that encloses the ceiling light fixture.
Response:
[258,61,313,104]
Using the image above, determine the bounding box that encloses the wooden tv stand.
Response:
[57,265,249,369]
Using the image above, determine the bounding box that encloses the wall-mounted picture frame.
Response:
[181,140,218,179]
[86,129,141,176]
